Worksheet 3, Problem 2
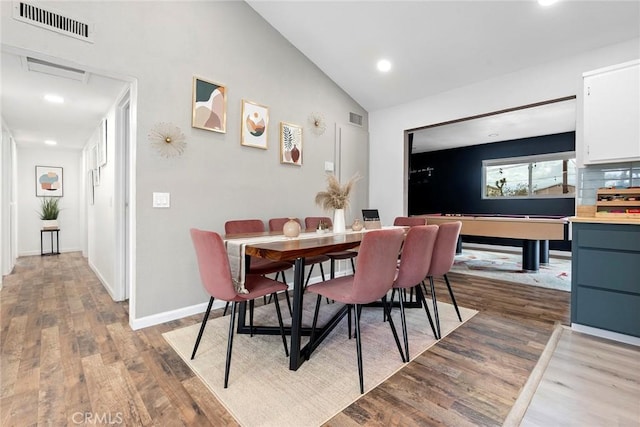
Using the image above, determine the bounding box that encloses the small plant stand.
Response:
[41,228,60,256]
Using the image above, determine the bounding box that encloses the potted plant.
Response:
[315,173,360,232]
[39,197,60,229]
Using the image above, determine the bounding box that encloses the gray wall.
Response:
[1,1,368,323]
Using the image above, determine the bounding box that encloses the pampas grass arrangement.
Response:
[315,173,361,210]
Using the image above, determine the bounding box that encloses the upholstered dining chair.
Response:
[393,216,427,227]
[268,217,330,288]
[425,221,463,339]
[225,219,293,314]
[304,216,358,278]
[189,228,289,388]
[307,228,407,394]
[392,225,439,354]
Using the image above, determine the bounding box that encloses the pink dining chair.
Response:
[189,228,289,388]
[307,228,406,393]
[305,216,357,277]
[392,225,439,354]
[225,219,293,314]
[268,217,330,288]
[426,221,463,338]
[393,216,427,227]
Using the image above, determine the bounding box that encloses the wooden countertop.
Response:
[570,216,640,225]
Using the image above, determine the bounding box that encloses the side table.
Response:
[41,228,60,256]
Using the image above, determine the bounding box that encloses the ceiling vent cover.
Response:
[12,1,94,43]
[349,112,363,127]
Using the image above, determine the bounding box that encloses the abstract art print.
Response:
[241,100,269,149]
[35,166,63,197]
[192,77,226,133]
[280,122,302,166]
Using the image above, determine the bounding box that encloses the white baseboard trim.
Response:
[462,243,571,260]
[18,247,82,257]
[87,259,118,301]
[129,264,352,331]
[130,300,216,330]
[571,323,640,347]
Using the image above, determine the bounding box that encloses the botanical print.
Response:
[192,77,226,133]
[280,122,302,166]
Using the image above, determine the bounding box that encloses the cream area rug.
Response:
[164,295,477,427]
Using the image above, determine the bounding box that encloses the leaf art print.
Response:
[280,122,302,166]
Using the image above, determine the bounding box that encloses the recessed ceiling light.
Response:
[488,133,499,137]
[44,140,57,145]
[377,59,392,73]
[44,94,64,104]
[538,0,559,6]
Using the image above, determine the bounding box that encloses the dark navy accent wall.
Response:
[409,131,575,251]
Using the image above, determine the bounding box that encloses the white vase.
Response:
[333,208,346,233]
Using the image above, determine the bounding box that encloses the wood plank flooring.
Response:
[1,252,574,426]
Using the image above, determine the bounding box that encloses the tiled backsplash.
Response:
[577,161,640,205]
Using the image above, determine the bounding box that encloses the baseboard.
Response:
[462,243,571,260]
[571,323,640,346]
[18,247,82,257]
[130,300,214,330]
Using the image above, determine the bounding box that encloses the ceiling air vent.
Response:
[22,57,88,82]
[12,1,94,43]
[349,112,363,127]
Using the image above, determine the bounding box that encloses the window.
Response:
[483,152,576,199]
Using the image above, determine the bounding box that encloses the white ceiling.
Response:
[1,1,638,152]
[1,50,127,150]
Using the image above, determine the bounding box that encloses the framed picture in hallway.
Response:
[35,166,63,197]
[192,77,227,133]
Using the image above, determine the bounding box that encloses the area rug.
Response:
[451,248,571,291]
[163,297,477,427]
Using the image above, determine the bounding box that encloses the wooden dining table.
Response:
[225,230,367,371]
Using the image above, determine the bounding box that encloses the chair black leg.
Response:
[223,301,230,316]
[429,276,441,339]
[308,294,323,359]
[280,271,293,316]
[224,302,237,388]
[350,258,356,274]
[347,305,352,339]
[415,284,438,338]
[398,290,409,361]
[271,292,289,357]
[353,303,364,394]
[444,274,462,322]
[249,299,255,337]
[382,295,407,363]
[191,296,214,360]
[304,264,315,289]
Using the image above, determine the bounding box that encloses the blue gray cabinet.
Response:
[571,221,640,337]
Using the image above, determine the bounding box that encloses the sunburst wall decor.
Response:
[308,112,327,136]
[148,122,186,158]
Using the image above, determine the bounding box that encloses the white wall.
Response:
[16,146,82,255]
[1,1,367,326]
[84,110,117,298]
[1,121,18,283]
[369,38,640,225]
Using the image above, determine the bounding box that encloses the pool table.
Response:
[417,214,569,271]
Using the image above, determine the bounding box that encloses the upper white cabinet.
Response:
[583,60,640,164]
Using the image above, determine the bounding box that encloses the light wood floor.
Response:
[1,252,581,426]
[520,326,640,426]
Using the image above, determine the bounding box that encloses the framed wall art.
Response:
[97,118,107,167]
[241,100,269,149]
[192,77,227,133]
[280,122,302,166]
[35,165,63,197]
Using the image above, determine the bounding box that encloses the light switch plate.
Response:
[324,161,334,172]
[153,192,170,208]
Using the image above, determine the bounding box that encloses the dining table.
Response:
[224,229,378,370]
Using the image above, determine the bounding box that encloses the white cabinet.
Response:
[583,60,640,164]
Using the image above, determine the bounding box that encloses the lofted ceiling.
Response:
[1,1,638,152]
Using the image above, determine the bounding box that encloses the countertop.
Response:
[570,216,640,225]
